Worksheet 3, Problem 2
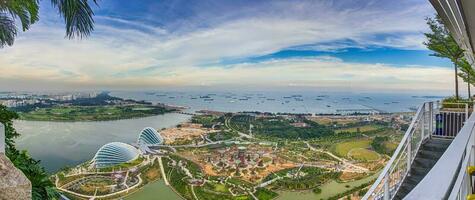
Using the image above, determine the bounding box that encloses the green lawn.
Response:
[348,148,380,161]
[19,105,171,121]
[333,139,372,157]
[335,125,381,134]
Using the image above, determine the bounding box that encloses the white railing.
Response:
[404,110,475,199]
[448,133,475,200]
[363,102,436,200]
[434,102,472,138]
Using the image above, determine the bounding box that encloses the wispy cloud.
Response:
[0,0,446,91]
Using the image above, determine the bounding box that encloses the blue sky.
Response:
[0,0,459,93]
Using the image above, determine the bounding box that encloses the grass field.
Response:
[348,148,380,161]
[383,141,398,152]
[335,125,381,133]
[309,117,359,125]
[333,139,372,157]
[19,105,170,121]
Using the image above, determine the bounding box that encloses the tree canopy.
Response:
[1,105,59,199]
[0,0,98,47]
[424,16,465,99]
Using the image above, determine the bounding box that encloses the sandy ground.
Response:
[160,123,214,143]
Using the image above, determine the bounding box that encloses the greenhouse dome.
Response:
[90,142,140,168]
[137,127,164,145]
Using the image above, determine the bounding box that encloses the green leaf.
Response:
[50,0,97,39]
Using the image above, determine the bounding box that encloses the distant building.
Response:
[291,122,308,128]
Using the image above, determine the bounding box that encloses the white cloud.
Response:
[0,0,443,91]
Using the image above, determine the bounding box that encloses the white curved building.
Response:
[137,127,164,145]
[90,142,140,168]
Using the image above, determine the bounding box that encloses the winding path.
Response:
[304,142,369,173]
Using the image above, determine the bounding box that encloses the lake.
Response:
[14,113,190,173]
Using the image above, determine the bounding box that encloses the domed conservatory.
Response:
[137,127,164,145]
[90,142,140,168]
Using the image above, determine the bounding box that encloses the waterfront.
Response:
[14,113,190,173]
[11,91,438,173]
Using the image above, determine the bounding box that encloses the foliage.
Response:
[192,115,224,128]
[229,115,334,139]
[424,16,465,99]
[441,96,473,109]
[457,58,475,97]
[1,105,59,199]
[19,105,171,121]
[254,187,278,200]
[0,0,98,47]
[371,136,391,155]
[265,167,340,191]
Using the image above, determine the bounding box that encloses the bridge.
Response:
[173,111,196,116]
[336,108,382,115]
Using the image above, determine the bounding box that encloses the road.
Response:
[305,142,369,173]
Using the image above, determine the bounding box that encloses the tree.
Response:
[1,105,59,199]
[424,16,465,100]
[457,58,475,98]
[0,0,98,48]
[1,1,98,199]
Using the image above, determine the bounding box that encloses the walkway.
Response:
[158,156,169,186]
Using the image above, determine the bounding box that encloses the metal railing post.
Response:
[384,173,390,200]
[429,102,433,138]
[466,103,469,120]
[0,123,4,153]
[421,104,425,140]
[407,135,412,173]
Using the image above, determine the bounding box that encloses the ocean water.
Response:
[111,90,445,114]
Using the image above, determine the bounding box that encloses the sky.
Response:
[0,0,460,94]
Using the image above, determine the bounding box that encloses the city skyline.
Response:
[0,0,456,93]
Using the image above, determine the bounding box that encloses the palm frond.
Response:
[1,0,40,31]
[0,12,17,47]
[50,0,98,39]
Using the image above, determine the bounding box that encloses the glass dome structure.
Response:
[137,127,164,145]
[90,142,140,168]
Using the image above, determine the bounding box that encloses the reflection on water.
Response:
[14,113,190,173]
